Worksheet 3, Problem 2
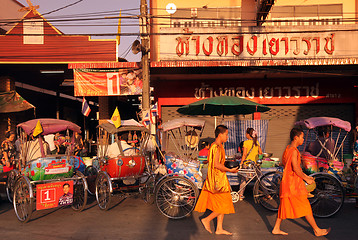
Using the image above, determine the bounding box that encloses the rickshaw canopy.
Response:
[17,118,81,135]
[162,118,205,132]
[97,120,150,134]
[295,117,351,132]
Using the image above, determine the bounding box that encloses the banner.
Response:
[74,69,143,96]
[36,180,74,210]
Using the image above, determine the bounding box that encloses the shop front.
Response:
[150,25,358,158]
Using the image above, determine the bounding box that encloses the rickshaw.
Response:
[94,120,155,210]
[155,118,204,219]
[7,119,88,222]
[295,117,352,217]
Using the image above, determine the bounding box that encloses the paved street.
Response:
[0,186,357,240]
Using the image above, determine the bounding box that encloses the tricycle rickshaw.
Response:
[94,120,155,210]
[7,118,88,222]
[155,118,204,219]
[295,116,354,217]
[253,117,353,217]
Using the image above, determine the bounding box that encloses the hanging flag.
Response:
[151,102,158,117]
[111,107,121,128]
[142,110,151,127]
[81,97,91,117]
[33,120,43,137]
[150,102,158,124]
[116,10,121,45]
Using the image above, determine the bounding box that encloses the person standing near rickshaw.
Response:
[1,131,16,172]
[272,128,330,236]
[195,125,239,235]
[239,128,263,200]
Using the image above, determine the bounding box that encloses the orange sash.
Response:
[280,146,308,198]
[202,143,230,194]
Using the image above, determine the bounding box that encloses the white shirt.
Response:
[107,141,136,158]
[44,134,56,152]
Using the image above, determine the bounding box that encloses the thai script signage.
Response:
[36,181,73,210]
[175,34,334,58]
[195,83,320,100]
[159,26,358,64]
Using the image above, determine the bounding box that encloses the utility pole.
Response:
[140,0,150,115]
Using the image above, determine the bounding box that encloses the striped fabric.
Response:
[223,120,269,157]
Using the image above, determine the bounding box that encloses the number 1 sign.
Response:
[36,181,74,210]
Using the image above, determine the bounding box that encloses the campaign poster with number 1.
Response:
[36,181,74,210]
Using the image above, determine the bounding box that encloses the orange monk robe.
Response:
[278,146,312,219]
[194,143,235,214]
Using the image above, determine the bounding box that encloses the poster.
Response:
[36,181,74,210]
[74,68,143,96]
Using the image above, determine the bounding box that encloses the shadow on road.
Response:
[164,214,199,240]
[0,199,13,215]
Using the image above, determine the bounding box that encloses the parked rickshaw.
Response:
[94,120,155,210]
[295,117,353,217]
[7,119,88,222]
[156,118,204,219]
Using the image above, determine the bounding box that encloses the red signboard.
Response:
[74,69,143,96]
[36,181,73,210]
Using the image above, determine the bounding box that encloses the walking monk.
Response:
[272,128,331,237]
[195,125,239,235]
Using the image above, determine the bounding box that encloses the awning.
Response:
[0,91,35,113]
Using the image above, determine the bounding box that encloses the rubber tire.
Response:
[6,169,19,203]
[155,175,199,219]
[309,173,344,218]
[71,171,88,212]
[253,171,282,211]
[13,176,33,223]
[95,171,112,210]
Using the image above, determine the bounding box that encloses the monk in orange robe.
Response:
[272,128,330,237]
[195,125,239,235]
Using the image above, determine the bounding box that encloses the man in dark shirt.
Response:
[306,127,335,160]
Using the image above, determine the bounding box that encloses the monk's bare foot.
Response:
[272,229,288,235]
[201,218,212,234]
[314,227,331,237]
[215,229,233,235]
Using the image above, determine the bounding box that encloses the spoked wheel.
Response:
[13,176,33,223]
[142,174,156,204]
[309,173,344,218]
[6,169,19,203]
[155,175,199,219]
[72,171,88,212]
[95,171,112,210]
[84,166,98,195]
[253,171,282,211]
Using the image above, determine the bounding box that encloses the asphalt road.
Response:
[0,188,357,240]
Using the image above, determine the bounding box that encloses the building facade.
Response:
[149,0,358,158]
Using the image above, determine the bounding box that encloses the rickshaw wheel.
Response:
[142,174,155,204]
[6,169,19,203]
[84,165,98,195]
[95,171,112,210]
[13,176,33,223]
[253,171,282,211]
[72,171,88,212]
[309,173,344,218]
[155,175,198,219]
